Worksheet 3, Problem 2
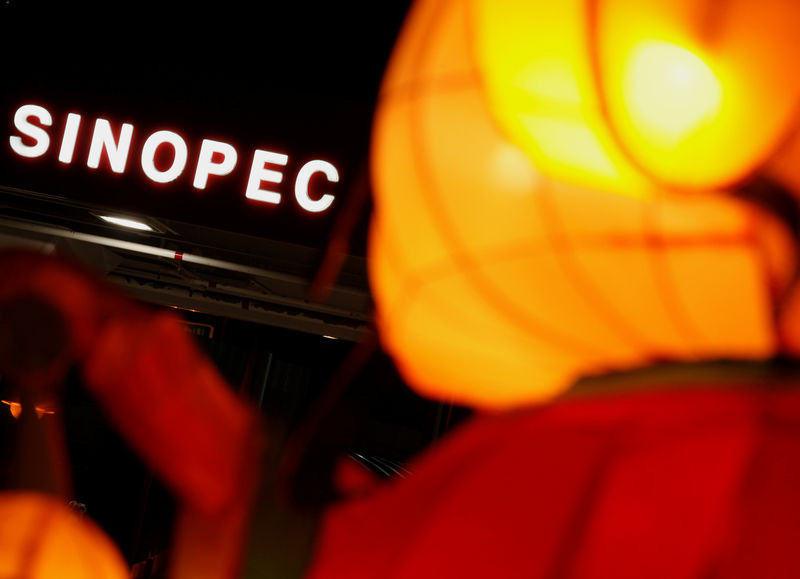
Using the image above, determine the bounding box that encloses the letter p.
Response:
[193,139,238,189]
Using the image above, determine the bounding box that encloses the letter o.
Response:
[141,130,188,183]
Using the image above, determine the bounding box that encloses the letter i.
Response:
[58,113,82,164]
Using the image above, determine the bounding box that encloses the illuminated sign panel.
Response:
[8,104,339,214]
[0,2,409,254]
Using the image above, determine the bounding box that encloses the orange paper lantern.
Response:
[369,0,800,409]
[0,491,129,579]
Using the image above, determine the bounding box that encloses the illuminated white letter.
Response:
[58,113,82,164]
[245,149,288,204]
[9,104,52,158]
[141,130,188,183]
[193,139,238,189]
[87,118,134,173]
[295,160,338,213]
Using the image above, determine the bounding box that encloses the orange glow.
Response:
[0,491,129,579]
[368,0,800,409]
[471,0,800,191]
[34,406,56,419]
[2,400,56,419]
[2,400,22,419]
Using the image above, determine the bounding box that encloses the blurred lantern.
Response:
[0,491,129,579]
[305,3,800,577]
[369,0,800,409]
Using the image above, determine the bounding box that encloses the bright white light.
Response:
[624,41,722,148]
[245,149,288,204]
[9,104,52,158]
[87,118,134,173]
[193,139,238,189]
[58,113,82,164]
[323,335,338,340]
[295,159,338,213]
[98,215,154,231]
[141,130,189,183]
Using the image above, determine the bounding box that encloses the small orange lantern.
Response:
[369,0,800,409]
[2,399,56,419]
[0,491,129,579]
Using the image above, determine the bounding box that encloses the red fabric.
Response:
[0,251,125,389]
[0,250,265,516]
[334,456,382,497]
[83,312,265,516]
[305,385,800,578]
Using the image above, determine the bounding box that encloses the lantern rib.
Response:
[377,72,480,107]
[401,34,606,361]
[536,178,655,352]
[643,200,708,351]
[372,215,425,335]
[582,0,789,193]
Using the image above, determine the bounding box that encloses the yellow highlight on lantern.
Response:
[623,41,722,149]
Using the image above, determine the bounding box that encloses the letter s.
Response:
[9,104,53,158]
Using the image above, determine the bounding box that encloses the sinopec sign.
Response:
[0,96,368,252]
[9,103,339,214]
[0,3,406,254]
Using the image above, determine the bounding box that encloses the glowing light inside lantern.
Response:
[623,41,722,149]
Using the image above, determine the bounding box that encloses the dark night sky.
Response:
[2,2,410,101]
